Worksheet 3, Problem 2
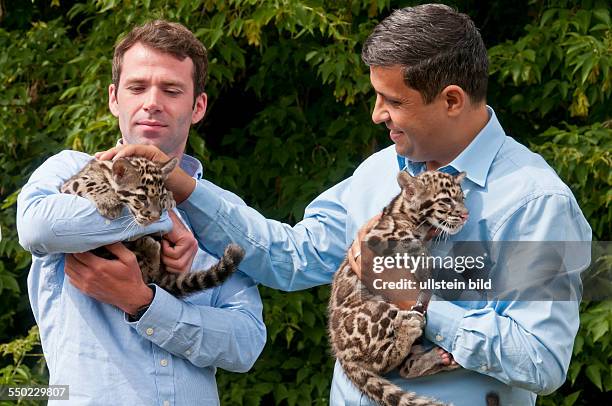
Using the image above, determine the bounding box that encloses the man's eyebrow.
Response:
[122,78,188,88]
[376,91,401,101]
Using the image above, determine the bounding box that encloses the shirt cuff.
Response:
[178,179,222,225]
[125,285,183,346]
[423,298,468,352]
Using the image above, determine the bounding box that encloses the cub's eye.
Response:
[439,198,452,204]
[137,195,147,201]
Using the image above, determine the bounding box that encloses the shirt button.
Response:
[185,349,191,355]
[145,328,154,336]
[480,365,488,371]
[435,334,444,342]
[160,359,168,367]
[105,220,111,225]
[163,401,170,406]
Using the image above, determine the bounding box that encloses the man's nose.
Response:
[143,88,162,113]
[371,95,389,124]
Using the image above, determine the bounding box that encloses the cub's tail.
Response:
[165,243,245,297]
[340,359,449,406]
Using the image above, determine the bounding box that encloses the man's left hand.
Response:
[162,211,198,274]
[348,214,417,310]
[65,242,154,315]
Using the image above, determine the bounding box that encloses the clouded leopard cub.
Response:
[329,170,468,406]
[61,156,244,298]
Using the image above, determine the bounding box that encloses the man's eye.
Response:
[387,99,401,107]
[127,86,144,93]
[165,89,181,95]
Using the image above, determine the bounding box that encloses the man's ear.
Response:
[440,85,466,117]
[192,93,207,124]
[108,84,119,118]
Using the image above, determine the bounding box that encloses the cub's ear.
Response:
[112,158,137,184]
[160,157,179,176]
[454,171,467,183]
[397,171,419,199]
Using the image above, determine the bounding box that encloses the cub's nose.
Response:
[458,209,469,221]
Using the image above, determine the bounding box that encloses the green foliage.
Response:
[530,123,611,238]
[0,326,46,406]
[217,287,333,405]
[487,3,611,405]
[0,1,609,405]
[489,0,611,122]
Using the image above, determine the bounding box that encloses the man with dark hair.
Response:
[17,20,265,405]
[99,5,590,405]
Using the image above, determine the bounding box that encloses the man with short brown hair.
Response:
[18,20,265,405]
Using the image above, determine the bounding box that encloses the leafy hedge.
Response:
[0,1,609,405]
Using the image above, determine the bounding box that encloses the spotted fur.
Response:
[61,157,244,298]
[329,170,468,406]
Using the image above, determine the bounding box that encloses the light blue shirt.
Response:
[178,107,591,405]
[17,151,266,406]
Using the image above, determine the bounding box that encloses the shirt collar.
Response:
[398,106,505,187]
[115,139,204,180]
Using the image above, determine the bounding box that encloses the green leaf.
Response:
[540,8,558,27]
[188,135,205,158]
[586,364,603,391]
[511,61,522,85]
[590,319,608,342]
[523,49,536,62]
[305,51,318,62]
[573,334,584,355]
[580,57,596,85]
[296,366,310,383]
[592,9,610,25]
[562,390,581,406]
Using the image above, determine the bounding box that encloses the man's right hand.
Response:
[95,144,169,162]
[347,214,381,278]
[95,144,196,203]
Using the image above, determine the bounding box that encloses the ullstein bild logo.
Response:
[359,240,606,303]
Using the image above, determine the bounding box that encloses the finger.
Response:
[164,211,188,242]
[112,144,140,160]
[161,239,181,260]
[161,249,190,273]
[165,266,183,274]
[64,253,93,288]
[95,146,122,161]
[162,239,195,260]
[162,258,186,274]
[103,242,135,263]
[71,251,101,268]
[113,144,168,162]
[64,254,82,278]
[347,240,362,278]
[362,214,381,234]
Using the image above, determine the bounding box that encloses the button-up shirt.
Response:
[176,107,591,405]
[17,151,266,406]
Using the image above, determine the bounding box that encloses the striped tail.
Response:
[163,243,245,297]
[340,360,449,406]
